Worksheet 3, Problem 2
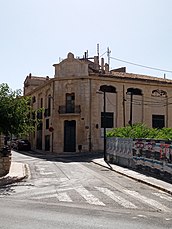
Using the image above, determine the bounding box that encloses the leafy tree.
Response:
[0,83,39,139]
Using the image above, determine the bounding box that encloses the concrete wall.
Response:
[106,137,172,181]
[0,147,11,177]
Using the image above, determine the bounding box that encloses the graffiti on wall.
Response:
[106,137,172,177]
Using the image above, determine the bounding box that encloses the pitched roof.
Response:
[110,71,172,84]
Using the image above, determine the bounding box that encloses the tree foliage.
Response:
[107,123,172,140]
[0,83,37,137]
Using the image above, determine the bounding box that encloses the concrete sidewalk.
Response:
[0,162,28,186]
[92,158,172,195]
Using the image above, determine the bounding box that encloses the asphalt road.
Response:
[0,151,171,229]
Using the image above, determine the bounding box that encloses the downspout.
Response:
[122,85,125,127]
[51,80,55,153]
[116,91,118,127]
[166,95,168,127]
[89,78,92,152]
[142,94,144,123]
[129,92,133,126]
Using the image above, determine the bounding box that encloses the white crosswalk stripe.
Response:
[3,183,171,212]
[124,190,171,212]
[33,193,58,200]
[74,186,105,206]
[95,187,137,209]
[56,192,73,202]
[152,192,172,201]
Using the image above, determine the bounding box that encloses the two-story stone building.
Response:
[24,52,172,154]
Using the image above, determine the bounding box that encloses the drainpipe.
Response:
[129,92,133,126]
[88,78,92,152]
[51,80,55,153]
[166,95,168,127]
[122,85,126,127]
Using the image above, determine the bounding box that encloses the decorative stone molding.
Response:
[151,89,167,97]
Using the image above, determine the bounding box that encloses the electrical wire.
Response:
[100,51,107,57]
[106,95,116,106]
[110,56,172,73]
[106,92,170,107]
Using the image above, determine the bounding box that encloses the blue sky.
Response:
[1,0,172,91]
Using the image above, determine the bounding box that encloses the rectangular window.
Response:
[152,115,165,128]
[48,96,51,116]
[37,111,43,119]
[37,122,43,131]
[101,112,114,128]
[40,98,43,108]
[46,119,49,129]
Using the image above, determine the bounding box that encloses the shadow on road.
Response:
[12,149,104,163]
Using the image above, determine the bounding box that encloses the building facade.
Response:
[24,52,172,154]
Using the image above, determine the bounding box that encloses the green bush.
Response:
[106,123,172,140]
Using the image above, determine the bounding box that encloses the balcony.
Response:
[58,105,81,115]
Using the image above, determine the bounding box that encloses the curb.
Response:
[92,160,172,196]
[0,163,28,186]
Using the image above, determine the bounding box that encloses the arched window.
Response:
[151,89,167,97]
[126,88,142,96]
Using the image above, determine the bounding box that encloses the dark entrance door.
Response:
[64,120,76,152]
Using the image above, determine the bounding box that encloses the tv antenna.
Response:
[107,47,111,67]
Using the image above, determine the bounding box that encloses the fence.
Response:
[106,137,172,181]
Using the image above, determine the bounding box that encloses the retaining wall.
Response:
[0,147,11,177]
[106,137,172,182]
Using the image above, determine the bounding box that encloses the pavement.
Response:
[0,162,28,186]
[0,157,172,196]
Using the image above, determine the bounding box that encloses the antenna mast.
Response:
[107,47,111,67]
[97,43,100,60]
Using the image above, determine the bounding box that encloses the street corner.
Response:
[0,162,30,186]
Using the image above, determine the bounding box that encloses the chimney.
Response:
[105,63,109,73]
[94,56,99,70]
[101,58,104,71]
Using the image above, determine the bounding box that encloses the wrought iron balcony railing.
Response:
[58,105,81,114]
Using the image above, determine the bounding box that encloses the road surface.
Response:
[0,151,171,228]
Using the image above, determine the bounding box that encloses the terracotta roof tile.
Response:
[110,71,172,83]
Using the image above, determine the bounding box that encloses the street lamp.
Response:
[126,88,142,126]
[98,85,116,163]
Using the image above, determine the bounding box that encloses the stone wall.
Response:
[0,147,11,177]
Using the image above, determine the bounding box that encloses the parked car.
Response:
[11,138,18,149]
[16,139,31,151]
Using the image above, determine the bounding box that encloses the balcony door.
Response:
[66,93,75,113]
[64,120,76,152]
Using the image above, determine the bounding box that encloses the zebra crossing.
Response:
[1,156,171,214]
[9,184,172,213]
